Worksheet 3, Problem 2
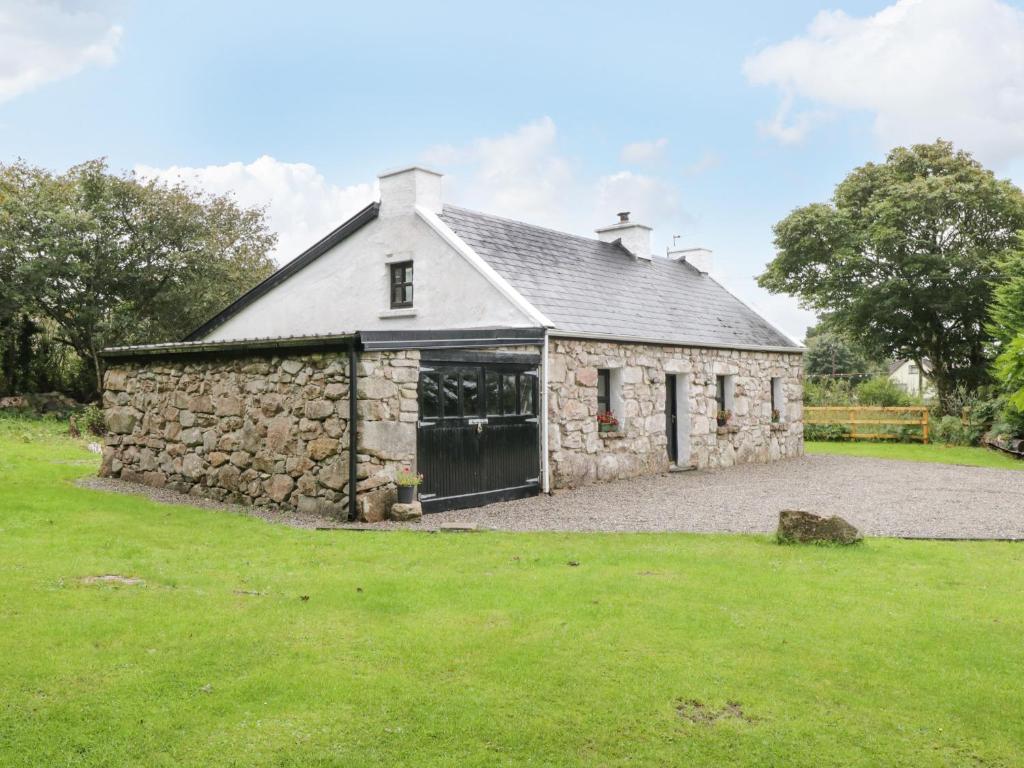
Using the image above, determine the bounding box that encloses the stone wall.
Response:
[546,338,803,488]
[352,349,419,522]
[100,349,421,521]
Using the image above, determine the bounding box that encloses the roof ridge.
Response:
[441,204,614,248]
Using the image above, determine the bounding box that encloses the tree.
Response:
[759,140,1024,412]
[0,159,277,396]
[803,321,884,378]
[989,247,1024,346]
[990,246,1024,410]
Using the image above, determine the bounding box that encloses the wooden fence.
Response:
[804,406,930,443]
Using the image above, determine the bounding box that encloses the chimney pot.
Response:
[596,213,652,260]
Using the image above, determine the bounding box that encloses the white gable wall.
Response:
[203,211,537,342]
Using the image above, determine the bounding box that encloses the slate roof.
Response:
[438,205,800,351]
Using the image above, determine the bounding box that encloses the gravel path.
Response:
[404,454,1024,539]
[78,455,1024,539]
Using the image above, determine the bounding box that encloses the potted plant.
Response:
[771,408,781,424]
[716,409,732,427]
[597,410,619,433]
[395,466,423,504]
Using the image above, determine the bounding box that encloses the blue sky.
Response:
[4,0,1024,341]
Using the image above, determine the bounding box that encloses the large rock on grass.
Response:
[777,510,861,545]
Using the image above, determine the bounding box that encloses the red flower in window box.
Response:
[597,410,619,432]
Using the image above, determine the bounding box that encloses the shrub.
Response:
[931,415,968,445]
[855,376,912,407]
[804,423,851,441]
[79,404,106,436]
[804,378,854,406]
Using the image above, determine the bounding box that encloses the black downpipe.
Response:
[347,341,359,521]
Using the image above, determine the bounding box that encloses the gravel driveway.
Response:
[409,454,1024,539]
[80,454,1024,539]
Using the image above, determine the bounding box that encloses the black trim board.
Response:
[421,350,540,366]
[184,202,380,342]
[421,483,539,513]
[360,327,545,351]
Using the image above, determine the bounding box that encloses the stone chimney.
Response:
[668,246,713,275]
[596,211,652,261]
[378,165,443,217]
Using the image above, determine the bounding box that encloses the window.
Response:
[771,377,785,421]
[716,374,735,415]
[597,369,611,414]
[420,372,440,419]
[461,370,479,416]
[389,261,413,308]
[519,374,536,415]
[486,371,534,416]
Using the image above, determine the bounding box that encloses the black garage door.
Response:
[416,360,540,512]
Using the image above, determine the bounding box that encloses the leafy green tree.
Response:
[994,336,1024,410]
[803,322,885,377]
[0,159,276,396]
[989,247,1024,345]
[990,247,1024,411]
[759,140,1024,412]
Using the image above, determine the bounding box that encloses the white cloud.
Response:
[0,0,122,104]
[422,117,575,230]
[620,138,668,164]
[681,150,722,177]
[135,156,376,264]
[743,0,1024,164]
[421,117,686,239]
[593,171,683,233]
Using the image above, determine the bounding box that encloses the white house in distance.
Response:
[100,166,804,521]
[889,358,934,399]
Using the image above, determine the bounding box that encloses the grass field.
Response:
[3,416,1024,766]
[806,439,1024,470]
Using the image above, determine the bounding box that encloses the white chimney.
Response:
[378,165,443,217]
[596,211,652,261]
[668,246,713,275]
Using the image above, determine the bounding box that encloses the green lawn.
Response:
[806,439,1024,470]
[3,417,1024,767]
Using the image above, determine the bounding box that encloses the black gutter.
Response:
[347,342,359,521]
[101,333,356,362]
[184,202,380,342]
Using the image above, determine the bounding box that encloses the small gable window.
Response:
[389,261,414,309]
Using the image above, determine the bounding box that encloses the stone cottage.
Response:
[101,166,803,520]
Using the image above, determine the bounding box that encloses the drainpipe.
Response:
[541,329,551,494]
[347,339,359,521]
